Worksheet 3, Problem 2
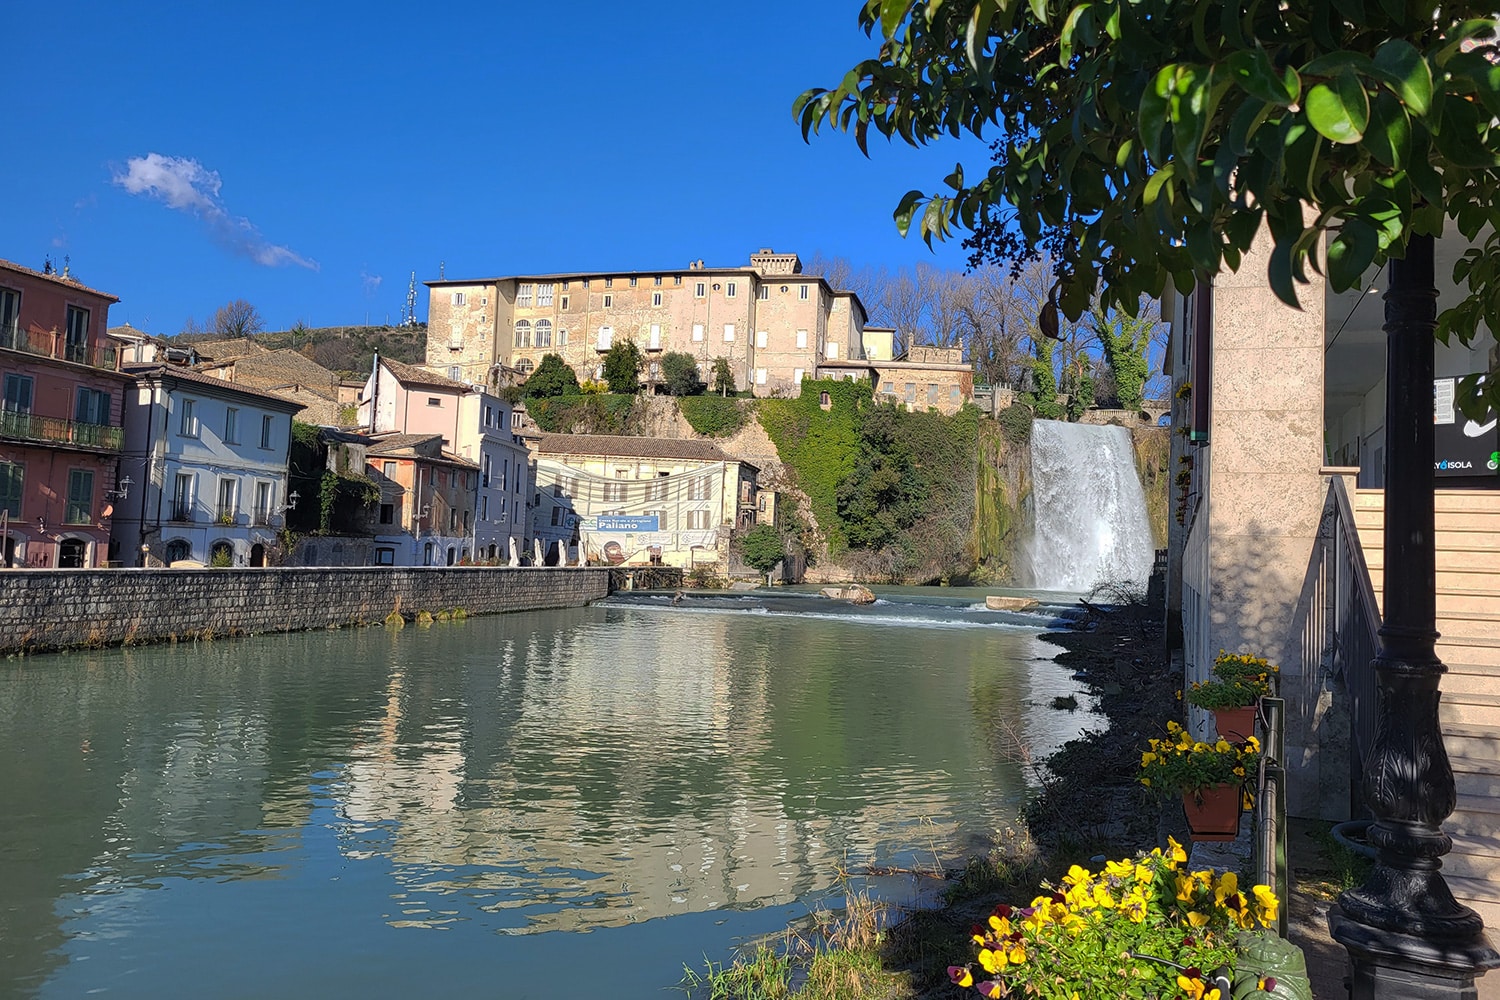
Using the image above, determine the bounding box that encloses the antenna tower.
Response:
[401,271,419,327]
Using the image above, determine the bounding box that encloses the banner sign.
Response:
[595,515,660,532]
[1434,376,1499,477]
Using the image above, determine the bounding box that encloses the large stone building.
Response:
[425,250,897,400]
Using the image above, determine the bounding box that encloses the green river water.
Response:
[0,586,1097,999]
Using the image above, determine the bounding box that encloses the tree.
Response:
[796,0,1500,413]
[711,357,735,397]
[525,353,581,399]
[601,339,643,394]
[212,300,265,338]
[738,524,785,574]
[660,351,703,396]
[1091,303,1157,412]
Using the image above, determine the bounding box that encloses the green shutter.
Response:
[65,469,94,524]
[0,463,21,518]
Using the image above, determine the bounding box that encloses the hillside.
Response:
[175,324,429,378]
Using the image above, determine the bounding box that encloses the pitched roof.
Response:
[382,357,472,391]
[188,338,269,361]
[536,433,750,466]
[0,258,119,302]
[107,323,161,342]
[366,431,478,468]
[122,363,305,412]
[223,349,341,400]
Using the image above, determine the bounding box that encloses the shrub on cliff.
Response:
[524,354,580,399]
[679,395,745,437]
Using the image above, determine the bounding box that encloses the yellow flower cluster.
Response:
[1140,721,1262,797]
[949,839,1279,999]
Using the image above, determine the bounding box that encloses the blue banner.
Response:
[596,515,660,532]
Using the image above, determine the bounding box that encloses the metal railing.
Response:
[0,410,123,450]
[170,502,195,523]
[253,506,272,526]
[1253,696,1289,938]
[1302,475,1383,818]
[0,327,119,372]
[216,505,237,525]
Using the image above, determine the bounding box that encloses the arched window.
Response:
[58,538,87,568]
[535,318,552,347]
[514,320,531,348]
[517,358,535,375]
[210,540,234,566]
[164,538,192,564]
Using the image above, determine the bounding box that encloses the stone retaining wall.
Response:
[0,566,614,654]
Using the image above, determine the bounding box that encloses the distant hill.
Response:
[173,324,429,378]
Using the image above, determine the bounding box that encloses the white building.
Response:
[115,365,302,567]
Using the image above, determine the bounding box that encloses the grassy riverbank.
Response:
[679,597,1178,999]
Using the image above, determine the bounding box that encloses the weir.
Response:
[1027,419,1154,593]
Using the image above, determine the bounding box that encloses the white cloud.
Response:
[113,153,318,271]
[361,268,383,297]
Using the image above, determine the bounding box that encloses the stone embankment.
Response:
[0,566,662,655]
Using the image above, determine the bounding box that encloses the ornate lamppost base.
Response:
[1331,909,1500,1000]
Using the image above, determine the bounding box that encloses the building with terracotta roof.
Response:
[356,355,530,563]
[531,433,759,568]
[0,258,133,568]
[197,348,348,426]
[113,365,304,567]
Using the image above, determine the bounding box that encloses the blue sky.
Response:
[11,1,986,334]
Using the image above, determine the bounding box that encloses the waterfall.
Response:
[1027,420,1154,594]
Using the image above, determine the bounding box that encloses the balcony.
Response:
[170,502,195,523]
[0,325,120,373]
[0,410,123,451]
[253,506,272,527]
[215,506,238,526]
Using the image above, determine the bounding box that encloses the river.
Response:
[0,586,1096,999]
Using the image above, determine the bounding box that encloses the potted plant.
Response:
[946,840,1296,999]
[1186,651,1278,741]
[1140,721,1262,841]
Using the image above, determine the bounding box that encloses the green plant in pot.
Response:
[1187,651,1277,741]
[1141,721,1262,842]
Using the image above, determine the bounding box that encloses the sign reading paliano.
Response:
[594,515,661,532]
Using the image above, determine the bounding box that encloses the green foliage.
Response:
[1094,305,1154,412]
[738,524,785,574]
[757,379,871,553]
[660,351,704,396]
[1021,340,1063,420]
[528,393,639,434]
[315,469,379,535]
[837,402,931,550]
[678,395,746,437]
[1063,362,1095,421]
[1188,651,1280,710]
[525,353,581,399]
[710,356,735,396]
[797,1,1500,414]
[997,404,1033,446]
[602,339,643,394]
[1141,721,1263,796]
[210,547,234,568]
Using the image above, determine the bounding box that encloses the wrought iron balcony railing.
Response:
[0,326,120,372]
[170,502,195,523]
[253,506,272,526]
[0,410,123,451]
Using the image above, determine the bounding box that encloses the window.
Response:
[560,294,570,311]
[180,398,199,437]
[928,384,939,405]
[597,327,614,350]
[799,285,810,301]
[674,275,682,285]
[583,279,590,289]
[604,481,625,503]
[482,454,491,487]
[424,542,434,566]
[690,476,709,501]
[795,329,808,349]
[643,507,666,528]
[480,495,488,520]
[558,327,568,345]
[0,288,19,344]
[649,325,662,350]
[695,282,706,298]
[172,473,194,521]
[758,286,769,300]
[217,477,237,522]
[517,284,534,307]
[628,277,638,287]
[427,396,442,407]
[755,330,768,348]
[793,368,805,383]
[536,318,552,347]
[604,277,614,289]
[692,323,704,342]
[537,283,555,306]
[73,387,110,426]
[517,357,534,375]
[2,374,31,413]
[255,481,272,524]
[551,506,562,526]
[375,547,395,565]
[448,366,461,380]
[883,381,896,395]
[950,387,961,404]
[379,503,394,524]
[65,469,94,524]
[827,341,840,360]
[449,509,458,531]
[652,291,662,307]
[260,414,274,449]
[723,324,735,342]
[514,320,531,348]
[686,509,710,530]
[755,368,767,385]
[65,306,90,363]
[223,406,239,443]
[0,461,21,517]
[726,282,737,298]
[452,291,466,306]
[653,276,663,286]
[647,478,667,502]
[603,293,613,308]
[905,383,916,403]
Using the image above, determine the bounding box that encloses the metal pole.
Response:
[1331,234,1499,996]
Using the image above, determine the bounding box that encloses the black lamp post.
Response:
[1330,233,1500,997]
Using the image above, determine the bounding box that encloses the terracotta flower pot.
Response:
[1183,782,1242,841]
[1213,704,1257,742]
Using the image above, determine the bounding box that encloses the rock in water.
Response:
[820,584,876,604]
[986,595,1039,611]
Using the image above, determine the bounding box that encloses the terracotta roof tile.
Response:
[188,338,269,361]
[123,363,305,411]
[382,357,472,391]
[221,349,341,400]
[536,433,749,465]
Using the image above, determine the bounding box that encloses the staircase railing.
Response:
[1306,474,1383,818]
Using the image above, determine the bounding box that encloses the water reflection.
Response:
[0,594,1094,997]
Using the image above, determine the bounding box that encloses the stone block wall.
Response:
[0,566,613,654]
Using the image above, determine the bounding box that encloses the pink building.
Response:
[0,260,130,568]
